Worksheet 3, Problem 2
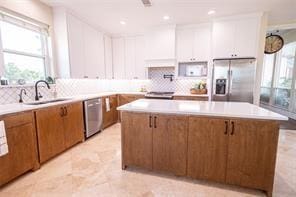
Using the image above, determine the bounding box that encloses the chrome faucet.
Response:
[34,80,50,101]
[18,89,27,103]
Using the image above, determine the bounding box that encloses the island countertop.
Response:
[117,99,288,121]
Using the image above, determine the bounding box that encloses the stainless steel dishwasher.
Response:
[84,98,102,138]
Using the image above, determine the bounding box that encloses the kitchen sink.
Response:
[24,98,72,105]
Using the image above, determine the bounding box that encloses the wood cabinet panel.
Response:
[188,117,229,182]
[3,112,33,128]
[63,102,84,149]
[36,102,84,163]
[118,94,144,106]
[36,106,65,163]
[153,115,188,175]
[226,119,279,194]
[0,112,38,186]
[103,95,118,129]
[121,112,152,170]
[118,94,145,122]
[173,96,208,101]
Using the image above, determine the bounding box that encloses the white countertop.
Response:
[0,91,145,116]
[117,99,288,121]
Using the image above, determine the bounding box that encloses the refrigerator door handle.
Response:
[229,70,233,94]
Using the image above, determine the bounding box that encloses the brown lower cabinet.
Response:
[0,112,39,186]
[118,94,145,121]
[121,112,188,175]
[36,102,84,163]
[121,112,279,197]
[102,95,118,129]
[173,95,208,101]
[118,94,145,106]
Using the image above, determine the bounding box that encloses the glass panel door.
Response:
[272,42,295,109]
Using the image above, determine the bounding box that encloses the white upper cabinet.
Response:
[112,36,147,79]
[83,24,105,79]
[193,24,212,61]
[234,17,259,58]
[145,25,176,60]
[53,8,107,79]
[124,37,136,79]
[177,24,211,62]
[135,36,146,79]
[104,35,113,79]
[112,37,125,79]
[176,28,194,62]
[67,13,85,78]
[213,14,260,59]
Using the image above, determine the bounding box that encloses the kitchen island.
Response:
[117,99,287,197]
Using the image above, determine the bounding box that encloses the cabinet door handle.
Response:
[60,107,64,117]
[64,107,68,116]
[149,116,152,128]
[154,116,157,128]
[224,121,228,135]
[231,121,235,135]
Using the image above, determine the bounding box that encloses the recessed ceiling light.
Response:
[163,15,170,20]
[120,21,126,25]
[208,10,216,15]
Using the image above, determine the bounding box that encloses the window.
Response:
[260,54,275,104]
[260,29,296,113]
[0,11,50,84]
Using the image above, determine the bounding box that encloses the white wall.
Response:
[254,13,268,105]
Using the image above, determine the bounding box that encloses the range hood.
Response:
[145,59,176,68]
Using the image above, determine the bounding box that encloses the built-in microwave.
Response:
[178,61,208,77]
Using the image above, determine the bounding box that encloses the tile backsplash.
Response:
[0,69,209,105]
[0,85,56,105]
[148,67,208,93]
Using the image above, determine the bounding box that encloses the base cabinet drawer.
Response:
[36,102,84,163]
[0,112,39,186]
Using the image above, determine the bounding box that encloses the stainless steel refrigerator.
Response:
[212,58,256,103]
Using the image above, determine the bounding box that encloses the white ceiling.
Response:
[41,0,296,35]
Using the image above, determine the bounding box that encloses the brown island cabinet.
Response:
[119,100,286,197]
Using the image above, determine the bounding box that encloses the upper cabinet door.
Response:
[112,37,125,79]
[67,14,85,78]
[125,37,136,79]
[234,18,259,58]
[135,36,147,79]
[213,15,261,59]
[212,20,236,59]
[104,35,113,79]
[145,26,176,60]
[193,24,212,61]
[83,24,105,79]
[176,28,194,62]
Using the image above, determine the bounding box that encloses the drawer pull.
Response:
[231,121,235,135]
[224,121,228,135]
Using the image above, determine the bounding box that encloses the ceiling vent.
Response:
[141,0,152,7]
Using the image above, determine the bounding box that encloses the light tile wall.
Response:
[0,85,56,105]
[148,67,208,93]
[0,73,208,105]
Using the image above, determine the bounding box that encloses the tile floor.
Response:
[0,123,295,197]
